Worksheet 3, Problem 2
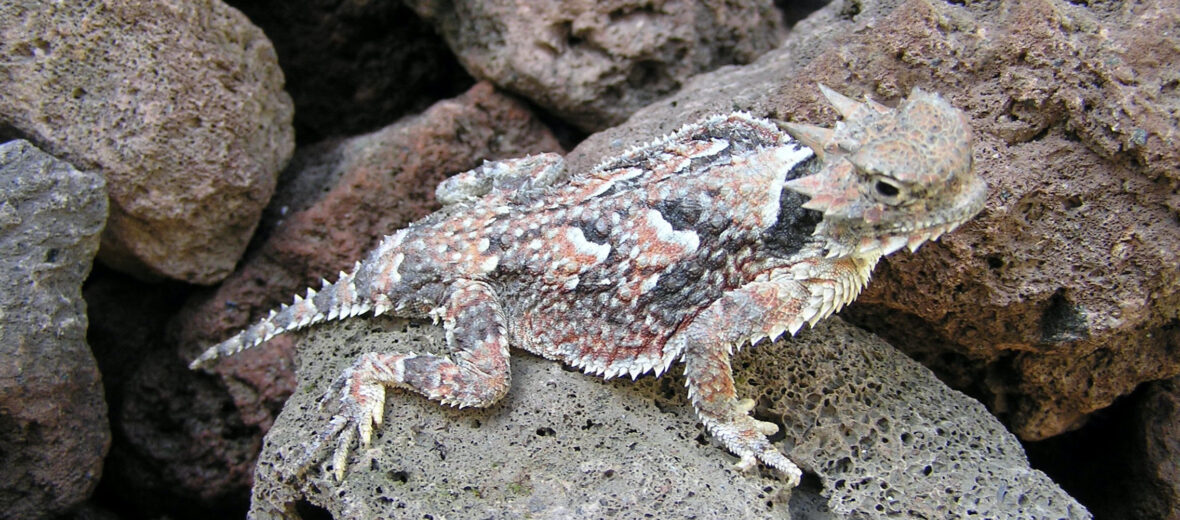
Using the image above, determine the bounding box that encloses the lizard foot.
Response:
[284,357,391,483]
[712,411,803,488]
[697,398,802,487]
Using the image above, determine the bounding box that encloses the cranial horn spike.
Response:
[781,122,834,157]
[818,83,862,119]
[783,175,823,196]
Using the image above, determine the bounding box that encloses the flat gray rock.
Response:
[0,140,109,519]
[249,315,1086,519]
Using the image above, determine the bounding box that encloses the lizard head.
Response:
[782,85,987,257]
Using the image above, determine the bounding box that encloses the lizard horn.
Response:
[780,122,834,158]
[818,83,863,119]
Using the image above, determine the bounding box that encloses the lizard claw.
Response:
[709,406,802,487]
[724,424,802,487]
[286,369,387,483]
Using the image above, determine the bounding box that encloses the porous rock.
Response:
[739,321,1088,518]
[568,0,1180,441]
[0,140,109,519]
[0,0,295,284]
[405,0,785,132]
[250,317,1084,518]
[165,82,561,502]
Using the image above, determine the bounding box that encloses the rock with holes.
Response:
[248,316,790,518]
[736,319,1089,518]
[248,317,1086,518]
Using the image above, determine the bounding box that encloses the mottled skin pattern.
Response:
[191,85,986,487]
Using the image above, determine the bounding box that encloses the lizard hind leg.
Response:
[302,278,512,481]
[677,279,812,488]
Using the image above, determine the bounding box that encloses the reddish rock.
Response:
[0,141,109,519]
[406,0,784,131]
[568,0,1180,442]
[0,0,295,284]
[162,82,561,501]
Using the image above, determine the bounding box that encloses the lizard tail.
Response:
[189,262,374,370]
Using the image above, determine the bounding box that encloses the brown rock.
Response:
[0,0,295,284]
[0,141,109,519]
[165,82,561,501]
[406,0,785,132]
[567,0,1180,442]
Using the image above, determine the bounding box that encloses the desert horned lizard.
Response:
[192,85,986,487]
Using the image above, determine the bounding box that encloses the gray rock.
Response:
[741,321,1089,518]
[0,140,109,519]
[406,0,784,132]
[0,0,295,284]
[250,316,787,519]
[249,316,1086,519]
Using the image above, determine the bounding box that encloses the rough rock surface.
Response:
[567,0,1180,441]
[737,322,1088,518]
[225,0,474,144]
[0,141,109,519]
[249,317,1085,519]
[162,83,561,502]
[405,0,785,132]
[0,0,295,284]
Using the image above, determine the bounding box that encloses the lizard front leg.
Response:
[676,278,819,488]
[300,278,511,481]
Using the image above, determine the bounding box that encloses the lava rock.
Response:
[250,317,1086,518]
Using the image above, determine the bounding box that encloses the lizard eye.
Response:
[871,176,906,205]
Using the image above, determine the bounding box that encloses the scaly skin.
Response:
[191,85,986,487]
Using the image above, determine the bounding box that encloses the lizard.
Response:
[190,85,986,487]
